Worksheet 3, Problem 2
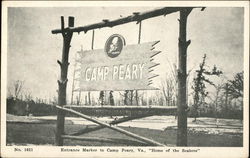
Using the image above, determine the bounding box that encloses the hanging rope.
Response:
[91,30,95,50]
[138,21,142,44]
[88,30,95,105]
[135,21,142,106]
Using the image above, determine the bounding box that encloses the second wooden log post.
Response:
[177,8,192,146]
[56,16,74,146]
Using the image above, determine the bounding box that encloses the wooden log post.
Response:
[56,16,74,146]
[177,8,192,146]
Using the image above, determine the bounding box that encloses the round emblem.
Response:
[105,34,126,58]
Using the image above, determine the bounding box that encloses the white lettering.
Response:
[139,63,145,79]
[97,67,104,80]
[84,63,145,82]
[113,65,119,80]
[85,68,91,81]
[104,67,109,80]
[125,64,131,80]
[119,65,125,80]
[91,67,97,81]
[132,64,138,79]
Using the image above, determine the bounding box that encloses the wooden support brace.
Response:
[69,114,153,136]
[56,106,165,146]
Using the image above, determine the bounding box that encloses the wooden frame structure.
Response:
[51,7,204,146]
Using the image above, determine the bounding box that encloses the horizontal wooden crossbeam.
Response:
[56,105,165,146]
[64,105,177,117]
[65,105,176,109]
[52,7,203,34]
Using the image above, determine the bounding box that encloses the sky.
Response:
[6,6,244,101]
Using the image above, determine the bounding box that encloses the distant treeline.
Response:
[188,105,243,120]
[7,97,57,116]
[7,97,243,120]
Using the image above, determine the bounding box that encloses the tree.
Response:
[24,91,33,102]
[210,82,224,120]
[99,91,104,105]
[154,91,164,106]
[221,72,244,118]
[161,63,178,106]
[76,93,81,105]
[51,95,58,105]
[191,54,222,121]
[162,77,175,106]
[13,80,24,99]
[109,91,115,106]
[227,71,243,99]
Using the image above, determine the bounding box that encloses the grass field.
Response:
[6,115,243,147]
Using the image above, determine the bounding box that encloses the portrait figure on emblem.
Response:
[105,34,126,58]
